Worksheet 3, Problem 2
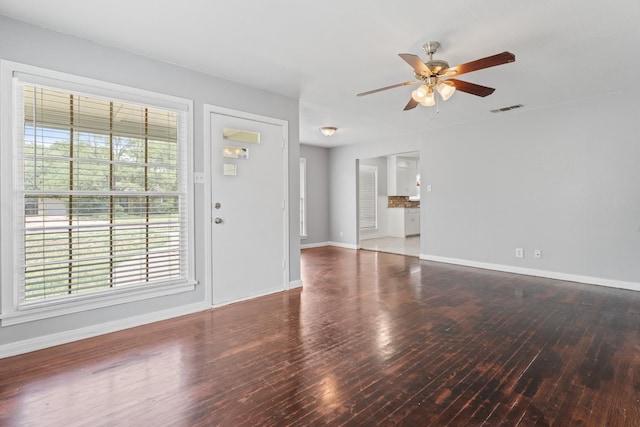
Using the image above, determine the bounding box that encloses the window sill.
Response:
[300,235,308,240]
[1,280,198,327]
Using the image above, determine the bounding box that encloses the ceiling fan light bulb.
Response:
[420,98,435,107]
[437,82,456,101]
[412,84,429,102]
[420,90,435,106]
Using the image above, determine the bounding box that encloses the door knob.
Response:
[214,217,223,224]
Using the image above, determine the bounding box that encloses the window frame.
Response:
[300,157,307,238]
[0,61,197,326]
[359,165,378,230]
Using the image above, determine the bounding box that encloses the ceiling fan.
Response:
[357,42,515,110]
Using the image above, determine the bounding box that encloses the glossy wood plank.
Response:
[1,246,640,426]
[448,79,496,97]
[442,51,516,77]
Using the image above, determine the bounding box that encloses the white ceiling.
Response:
[1,0,639,147]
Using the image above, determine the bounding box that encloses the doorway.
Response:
[358,151,421,257]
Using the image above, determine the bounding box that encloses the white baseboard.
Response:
[0,301,211,359]
[301,241,330,249]
[328,241,359,250]
[213,285,297,308]
[300,241,360,250]
[289,279,303,289]
[420,254,640,292]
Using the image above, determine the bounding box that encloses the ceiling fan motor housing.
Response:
[425,60,449,75]
[414,74,439,86]
[421,41,449,75]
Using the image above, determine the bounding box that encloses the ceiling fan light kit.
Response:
[357,41,515,111]
[412,85,436,106]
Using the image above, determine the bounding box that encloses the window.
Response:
[300,157,307,238]
[359,165,377,229]
[1,62,194,323]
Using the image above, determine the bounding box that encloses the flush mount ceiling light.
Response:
[319,126,337,136]
[357,41,516,111]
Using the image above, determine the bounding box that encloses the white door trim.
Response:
[203,104,290,307]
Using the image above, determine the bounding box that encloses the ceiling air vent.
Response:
[490,104,523,113]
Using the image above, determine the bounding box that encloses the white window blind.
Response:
[359,165,377,229]
[15,83,189,306]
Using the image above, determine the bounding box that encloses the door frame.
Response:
[356,152,422,256]
[203,104,290,307]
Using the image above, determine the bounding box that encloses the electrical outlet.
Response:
[534,249,542,259]
[515,248,524,258]
[339,231,344,238]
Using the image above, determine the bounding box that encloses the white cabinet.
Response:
[387,208,420,237]
[387,155,419,196]
[396,166,417,196]
[405,208,420,235]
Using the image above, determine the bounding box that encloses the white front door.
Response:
[206,107,288,305]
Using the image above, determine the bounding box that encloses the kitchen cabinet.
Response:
[396,166,417,196]
[387,208,420,237]
[387,155,419,196]
[405,208,420,235]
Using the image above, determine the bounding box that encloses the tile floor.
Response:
[359,235,420,257]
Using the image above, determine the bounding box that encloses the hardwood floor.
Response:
[1,246,640,426]
[359,236,420,257]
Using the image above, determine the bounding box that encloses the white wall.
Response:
[0,16,300,354]
[327,93,640,289]
[420,91,640,287]
[300,144,330,246]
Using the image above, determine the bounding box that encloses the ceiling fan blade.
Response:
[357,80,417,97]
[398,53,431,77]
[442,51,515,77]
[448,79,495,97]
[403,97,419,111]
